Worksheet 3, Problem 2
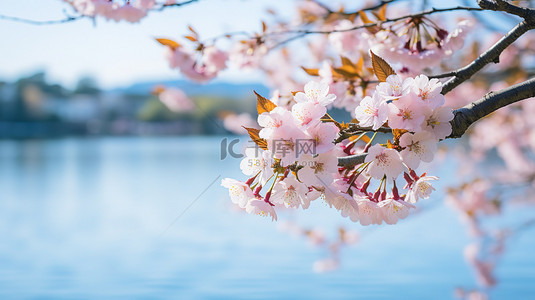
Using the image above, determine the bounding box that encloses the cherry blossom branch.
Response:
[441,20,535,94]
[334,124,391,144]
[441,1,535,94]
[448,77,535,138]
[267,6,483,37]
[337,77,535,167]
[0,0,200,25]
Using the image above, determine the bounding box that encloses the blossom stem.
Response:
[363,132,378,153]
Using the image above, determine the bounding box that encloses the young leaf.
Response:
[254,90,277,115]
[371,4,387,21]
[355,56,364,76]
[378,4,387,21]
[262,21,267,33]
[333,67,359,79]
[243,127,268,150]
[370,51,396,82]
[320,113,342,129]
[392,129,408,144]
[188,25,198,36]
[358,11,373,24]
[184,35,198,42]
[340,55,356,69]
[155,38,181,50]
[301,67,320,76]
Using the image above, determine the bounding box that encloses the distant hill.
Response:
[112,79,270,99]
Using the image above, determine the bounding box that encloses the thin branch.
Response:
[312,0,399,15]
[335,124,392,144]
[266,6,483,48]
[337,78,535,167]
[268,6,483,37]
[0,14,81,25]
[448,77,535,138]
[441,1,535,94]
[477,0,535,21]
[338,153,368,167]
[441,20,535,94]
[156,0,200,11]
[0,0,200,25]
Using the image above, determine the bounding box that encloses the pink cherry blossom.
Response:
[365,144,404,180]
[324,190,359,222]
[377,198,414,225]
[70,0,97,16]
[267,124,307,166]
[412,75,445,109]
[113,4,146,23]
[272,177,310,209]
[387,94,426,132]
[229,40,267,69]
[294,81,336,106]
[422,106,454,140]
[134,0,156,10]
[222,113,258,135]
[313,258,339,273]
[304,122,339,154]
[399,131,438,169]
[443,19,474,56]
[221,178,254,208]
[405,175,438,204]
[376,75,414,100]
[356,196,382,226]
[201,46,228,74]
[328,20,363,56]
[240,148,274,185]
[245,198,277,221]
[354,93,389,130]
[258,107,294,140]
[298,152,338,187]
[291,102,326,129]
[158,87,195,112]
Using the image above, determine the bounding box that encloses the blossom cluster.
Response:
[65,0,158,22]
[222,74,453,226]
[156,86,195,112]
[165,45,228,83]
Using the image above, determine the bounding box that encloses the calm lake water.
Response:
[0,137,533,299]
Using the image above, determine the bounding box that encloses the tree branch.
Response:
[0,0,200,25]
[441,20,535,94]
[477,0,535,22]
[338,78,535,167]
[0,14,81,25]
[267,6,483,49]
[271,6,483,37]
[338,153,368,167]
[441,1,535,94]
[448,77,535,138]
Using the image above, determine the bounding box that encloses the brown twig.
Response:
[0,14,81,25]
[448,77,535,138]
[441,20,535,94]
[441,1,535,94]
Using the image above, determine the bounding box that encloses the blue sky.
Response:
[0,0,295,88]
